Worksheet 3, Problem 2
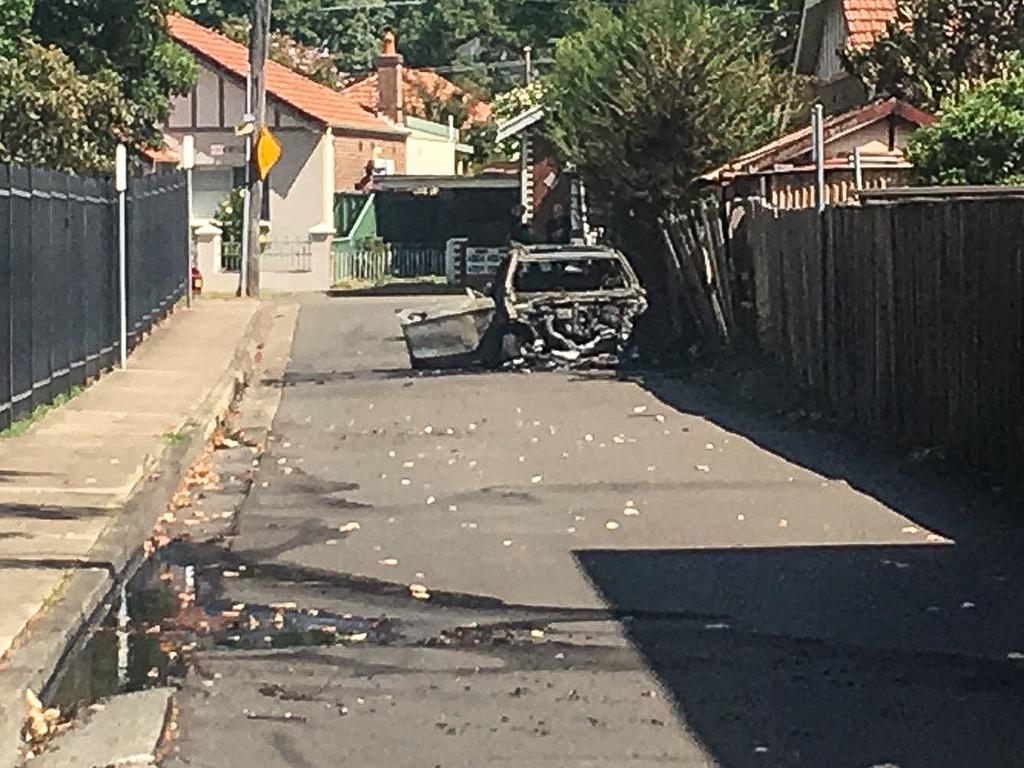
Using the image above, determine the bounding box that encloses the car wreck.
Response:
[397,245,648,370]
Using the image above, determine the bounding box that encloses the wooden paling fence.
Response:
[660,201,742,343]
[743,198,1024,470]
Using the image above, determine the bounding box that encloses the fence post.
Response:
[308,224,335,289]
[182,135,195,308]
[115,145,128,369]
[812,104,826,213]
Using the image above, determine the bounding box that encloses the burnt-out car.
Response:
[397,244,647,369]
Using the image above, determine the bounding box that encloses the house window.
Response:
[231,166,271,220]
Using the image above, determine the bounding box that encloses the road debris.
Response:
[410,584,431,600]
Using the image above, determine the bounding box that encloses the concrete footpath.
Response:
[0,297,266,765]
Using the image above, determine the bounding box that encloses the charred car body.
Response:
[398,245,647,370]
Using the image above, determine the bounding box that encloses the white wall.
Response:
[405,131,457,175]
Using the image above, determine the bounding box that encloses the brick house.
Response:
[154,13,408,246]
[343,31,484,176]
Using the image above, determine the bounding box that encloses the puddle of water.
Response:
[48,541,393,712]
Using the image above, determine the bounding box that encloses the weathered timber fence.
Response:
[0,165,188,430]
[743,198,1024,470]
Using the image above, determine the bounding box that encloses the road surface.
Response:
[164,293,1024,768]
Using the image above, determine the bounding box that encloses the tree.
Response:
[543,0,803,345]
[29,0,196,149]
[0,40,133,173]
[546,0,801,217]
[220,17,350,89]
[906,62,1024,185]
[0,0,32,57]
[843,0,1024,112]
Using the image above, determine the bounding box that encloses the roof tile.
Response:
[842,0,898,49]
[166,14,399,134]
[343,69,492,126]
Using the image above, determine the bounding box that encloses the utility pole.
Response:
[523,45,532,84]
[246,0,271,298]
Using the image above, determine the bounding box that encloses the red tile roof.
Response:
[842,0,897,49]
[166,14,402,134]
[344,68,492,126]
[704,98,934,180]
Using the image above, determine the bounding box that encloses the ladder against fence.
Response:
[0,164,188,430]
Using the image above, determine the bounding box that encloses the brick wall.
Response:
[333,134,406,191]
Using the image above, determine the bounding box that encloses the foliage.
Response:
[0,40,134,173]
[545,0,803,216]
[29,0,196,148]
[220,16,351,89]
[907,62,1024,185]
[843,0,1024,112]
[214,187,245,242]
[0,0,32,57]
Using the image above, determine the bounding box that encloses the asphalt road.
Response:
[165,293,1024,768]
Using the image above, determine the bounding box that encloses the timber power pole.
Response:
[246,0,271,298]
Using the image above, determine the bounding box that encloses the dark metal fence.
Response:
[0,165,187,430]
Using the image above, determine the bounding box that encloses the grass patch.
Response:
[0,385,84,439]
[161,429,189,446]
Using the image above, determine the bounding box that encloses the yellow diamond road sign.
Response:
[255,127,282,180]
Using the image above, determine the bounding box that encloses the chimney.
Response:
[375,29,404,124]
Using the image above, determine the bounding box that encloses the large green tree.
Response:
[0,0,194,172]
[906,61,1024,185]
[546,0,801,217]
[843,0,1024,112]
[29,0,196,148]
[543,0,802,343]
[0,40,133,173]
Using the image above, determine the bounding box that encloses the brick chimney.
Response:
[375,29,404,124]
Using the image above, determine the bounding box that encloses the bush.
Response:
[907,62,1024,185]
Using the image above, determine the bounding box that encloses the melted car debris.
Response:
[398,245,647,370]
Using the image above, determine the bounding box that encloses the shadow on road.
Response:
[575,544,1024,768]
[567,373,1024,767]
